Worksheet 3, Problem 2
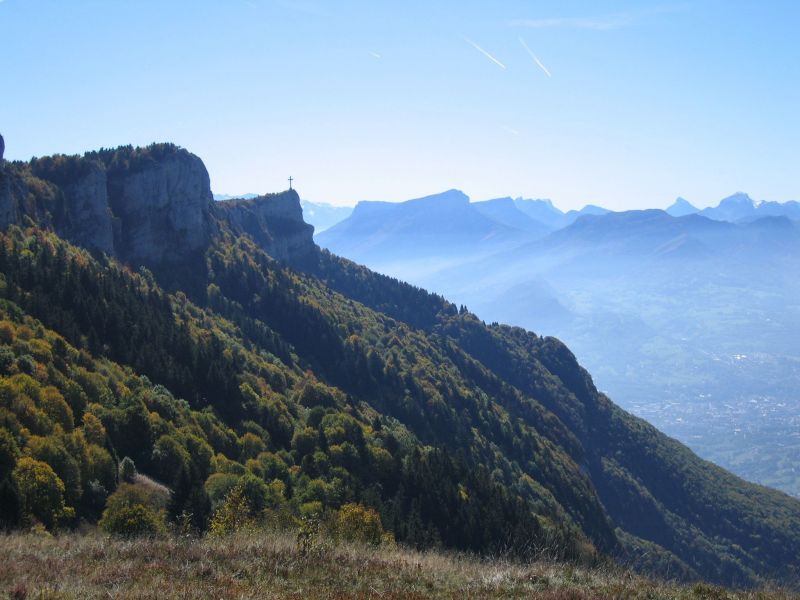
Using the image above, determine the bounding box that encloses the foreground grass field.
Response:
[0,532,797,600]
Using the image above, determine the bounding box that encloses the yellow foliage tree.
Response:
[335,502,386,546]
[208,484,255,536]
[12,456,69,528]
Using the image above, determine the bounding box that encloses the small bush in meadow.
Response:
[335,502,385,546]
[98,482,167,537]
[208,484,255,536]
[99,502,165,537]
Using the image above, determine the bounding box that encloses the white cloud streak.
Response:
[462,36,506,70]
[369,51,382,59]
[518,37,551,78]
[509,13,633,30]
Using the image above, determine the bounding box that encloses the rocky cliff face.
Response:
[0,142,316,266]
[215,190,315,261]
[106,151,214,263]
[59,163,116,255]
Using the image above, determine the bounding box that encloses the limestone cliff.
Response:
[106,149,214,263]
[0,141,316,266]
[54,162,115,255]
[214,190,315,261]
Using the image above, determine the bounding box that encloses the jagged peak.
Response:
[670,197,695,208]
[718,191,755,206]
[666,197,699,217]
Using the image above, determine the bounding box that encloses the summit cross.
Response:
[288,176,293,190]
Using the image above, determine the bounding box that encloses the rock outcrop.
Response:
[106,150,214,263]
[58,163,116,255]
[215,190,315,261]
[0,143,316,266]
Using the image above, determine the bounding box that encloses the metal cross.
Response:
[288,176,293,190]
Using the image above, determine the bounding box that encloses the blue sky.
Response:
[1,0,798,210]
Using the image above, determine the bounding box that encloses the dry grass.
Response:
[0,531,797,600]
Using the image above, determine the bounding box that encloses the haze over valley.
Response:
[317,191,800,496]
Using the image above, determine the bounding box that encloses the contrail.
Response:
[369,51,382,59]
[463,36,506,70]
[519,37,551,77]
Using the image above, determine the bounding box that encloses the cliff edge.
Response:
[0,141,315,265]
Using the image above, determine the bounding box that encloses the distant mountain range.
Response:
[667,193,800,222]
[316,191,537,280]
[317,191,627,277]
[220,190,800,237]
[317,189,800,498]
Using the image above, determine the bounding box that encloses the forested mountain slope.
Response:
[0,143,799,589]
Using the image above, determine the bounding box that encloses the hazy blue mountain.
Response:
[532,210,798,264]
[666,197,699,217]
[699,192,758,222]
[322,205,800,497]
[513,199,613,229]
[317,190,539,280]
[697,193,800,223]
[513,198,567,229]
[302,199,353,233]
[564,204,613,226]
[472,197,553,235]
[538,210,736,259]
[754,199,800,220]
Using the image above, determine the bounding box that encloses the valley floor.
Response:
[0,532,796,600]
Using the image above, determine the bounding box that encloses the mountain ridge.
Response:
[1,142,800,589]
[0,144,316,266]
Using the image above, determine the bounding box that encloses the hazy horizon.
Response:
[223,188,792,212]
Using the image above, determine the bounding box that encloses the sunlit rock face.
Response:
[106,150,215,263]
[59,163,115,255]
[0,143,316,266]
[214,189,315,261]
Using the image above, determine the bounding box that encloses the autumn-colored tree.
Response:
[335,502,385,546]
[12,456,68,528]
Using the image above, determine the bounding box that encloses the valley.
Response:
[318,194,800,496]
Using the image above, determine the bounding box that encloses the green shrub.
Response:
[12,456,68,528]
[98,482,167,537]
[204,472,240,509]
[335,502,385,546]
[99,503,165,537]
[208,484,254,536]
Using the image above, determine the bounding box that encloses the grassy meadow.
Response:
[0,531,797,600]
